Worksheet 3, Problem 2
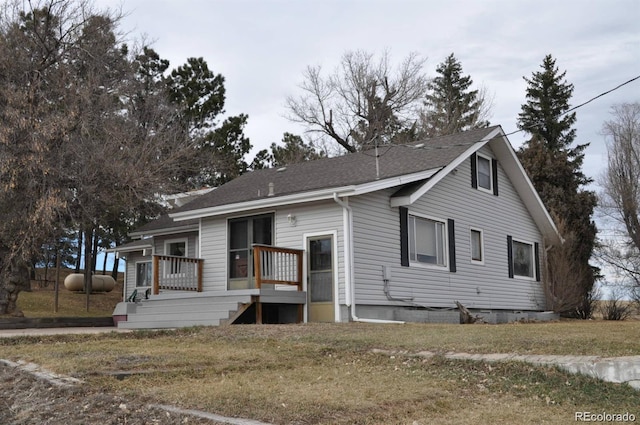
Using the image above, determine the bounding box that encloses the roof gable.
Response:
[389,127,562,245]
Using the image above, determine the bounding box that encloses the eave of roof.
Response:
[128,214,199,238]
[487,132,562,246]
[107,238,153,253]
[169,167,442,221]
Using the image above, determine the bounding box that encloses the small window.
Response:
[136,261,152,287]
[477,155,492,191]
[470,229,483,263]
[165,239,187,275]
[408,215,447,267]
[512,240,534,278]
[167,241,186,257]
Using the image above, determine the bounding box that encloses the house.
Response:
[111,125,562,328]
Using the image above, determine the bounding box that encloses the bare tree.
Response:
[286,50,429,153]
[597,103,640,300]
[0,0,199,316]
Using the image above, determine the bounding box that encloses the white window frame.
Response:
[511,238,535,280]
[470,228,484,265]
[476,153,493,193]
[135,260,152,288]
[164,238,188,257]
[408,212,448,269]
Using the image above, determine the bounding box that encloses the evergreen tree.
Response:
[516,55,598,318]
[164,56,253,187]
[420,53,490,137]
[269,133,323,167]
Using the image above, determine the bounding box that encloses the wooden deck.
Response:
[121,245,306,329]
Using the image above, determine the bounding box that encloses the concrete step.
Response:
[118,294,254,329]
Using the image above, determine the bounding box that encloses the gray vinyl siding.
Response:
[153,232,199,258]
[351,144,546,311]
[198,202,344,296]
[124,251,151,300]
[200,217,227,291]
[273,201,345,304]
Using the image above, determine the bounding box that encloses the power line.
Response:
[505,74,640,137]
[361,74,640,155]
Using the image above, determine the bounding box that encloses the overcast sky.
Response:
[98,0,639,188]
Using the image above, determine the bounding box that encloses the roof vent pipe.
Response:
[268,182,274,196]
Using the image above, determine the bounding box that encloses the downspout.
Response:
[333,193,405,324]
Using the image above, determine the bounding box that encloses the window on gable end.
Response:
[477,155,492,191]
[472,153,499,196]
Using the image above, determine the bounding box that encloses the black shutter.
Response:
[448,219,456,273]
[507,235,514,278]
[400,207,409,267]
[492,158,499,196]
[534,242,540,282]
[470,153,478,189]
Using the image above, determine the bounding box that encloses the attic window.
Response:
[471,153,499,196]
[477,155,492,191]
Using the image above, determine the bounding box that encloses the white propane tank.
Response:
[63,273,116,292]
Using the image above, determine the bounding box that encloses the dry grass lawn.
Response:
[1,321,639,424]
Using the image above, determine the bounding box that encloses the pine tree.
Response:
[517,55,598,318]
[420,53,490,137]
[269,133,323,167]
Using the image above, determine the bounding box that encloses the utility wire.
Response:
[504,74,640,137]
[360,74,640,154]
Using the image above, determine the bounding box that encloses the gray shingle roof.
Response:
[130,214,199,236]
[174,126,501,214]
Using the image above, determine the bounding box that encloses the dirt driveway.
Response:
[0,364,223,425]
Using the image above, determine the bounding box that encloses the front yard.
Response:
[1,321,639,424]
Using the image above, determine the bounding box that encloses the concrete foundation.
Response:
[340,305,558,324]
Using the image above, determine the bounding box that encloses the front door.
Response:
[307,235,334,322]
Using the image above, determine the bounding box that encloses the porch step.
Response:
[118,293,254,329]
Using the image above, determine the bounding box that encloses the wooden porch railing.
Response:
[152,254,203,295]
[253,244,303,290]
[253,244,304,324]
